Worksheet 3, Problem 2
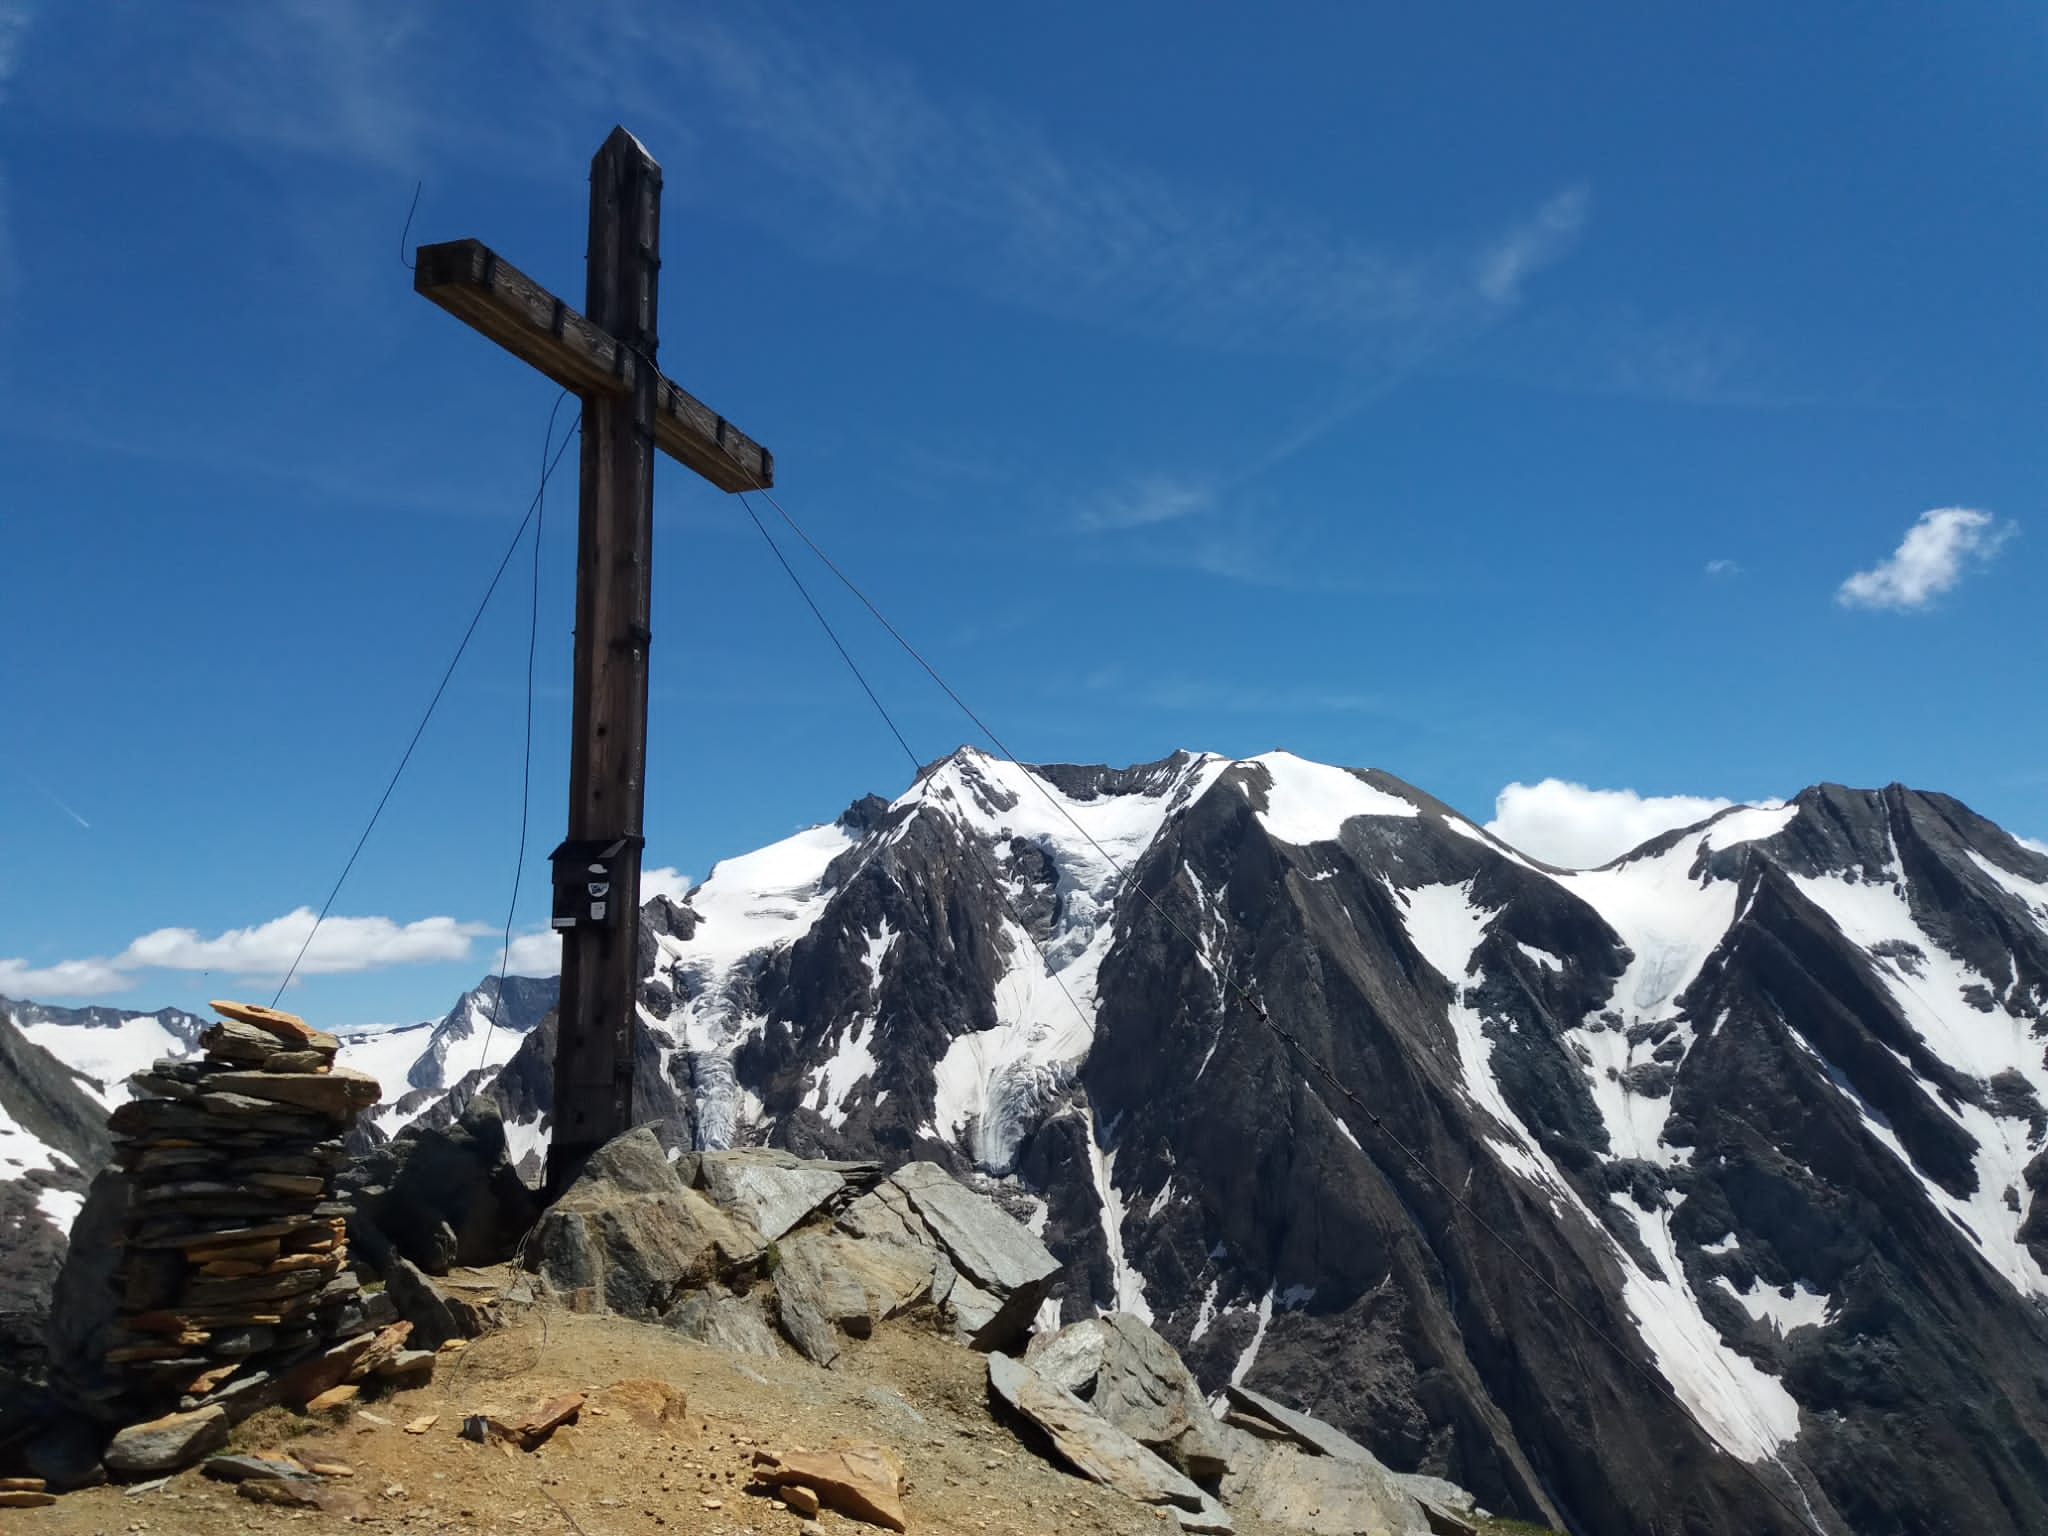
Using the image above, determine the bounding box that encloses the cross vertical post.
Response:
[411,124,773,1197]
[553,128,661,1190]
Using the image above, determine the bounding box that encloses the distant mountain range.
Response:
[9,748,2048,1533]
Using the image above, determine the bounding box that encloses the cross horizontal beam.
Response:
[414,238,773,492]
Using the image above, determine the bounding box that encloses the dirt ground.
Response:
[19,1304,1286,1536]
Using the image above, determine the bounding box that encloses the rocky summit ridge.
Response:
[9,746,2048,1534]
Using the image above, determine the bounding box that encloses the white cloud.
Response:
[1475,185,1590,305]
[0,955,130,998]
[118,908,488,978]
[2021,835,2048,858]
[1077,475,1214,532]
[1837,507,2015,611]
[641,866,694,903]
[1486,779,1762,869]
[1705,558,1742,577]
[496,928,562,978]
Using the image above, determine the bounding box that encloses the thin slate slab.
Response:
[752,1443,908,1533]
[1087,1314,1231,1480]
[889,1162,1057,1349]
[1221,1383,1381,1464]
[199,1068,381,1118]
[986,1352,1206,1513]
[697,1152,848,1241]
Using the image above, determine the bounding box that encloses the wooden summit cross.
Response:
[413,126,771,1192]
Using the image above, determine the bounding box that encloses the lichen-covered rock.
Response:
[527,1128,764,1319]
[667,1292,782,1358]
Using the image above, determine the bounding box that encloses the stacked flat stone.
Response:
[97,999,384,1421]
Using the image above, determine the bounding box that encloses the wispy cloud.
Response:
[2020,835,2048,858]
[1705,558,1742,578]
[567,8,1587,365]
[1837,506,2015,611]
[1076,475,1214,532]
[41,3,433,170]
[0,2,32,102]
[1475,186,1590,306]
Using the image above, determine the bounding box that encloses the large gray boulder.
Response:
[1222,1383,1386,1464]
[771,1229,936,1366]
[1028,1312,1229,1482]
[43,1169,131,1422]
[526,1128,765,1319]
[1221,1440,1432,1536]
[384,1257,503,1349]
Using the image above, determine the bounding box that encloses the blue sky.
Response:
[1,2,2041,1029]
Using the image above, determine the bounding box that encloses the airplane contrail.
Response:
[13,769,91,830]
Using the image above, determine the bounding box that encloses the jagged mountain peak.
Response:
[598,751,2048,1533]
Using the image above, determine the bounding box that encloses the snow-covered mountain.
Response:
[334,972,559,1138]
[2,999,207,1112]
[10,748,2048,1531]
[450,747,2048,1536]
[0,1002,132,1382]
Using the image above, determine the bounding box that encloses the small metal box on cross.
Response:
[412,126,772,1192]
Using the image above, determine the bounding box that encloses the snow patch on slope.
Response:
[1721,1276,1833,1334]
[1558,845,1744,1165]
[0,1099,71,1186]
[1397,881,1555,1187]
[1248,752,1417,845]
[1401,873,1803,1461]
[1699,803,1798,853]
[1791,867,2048,1298]
[1967,850,2048,923]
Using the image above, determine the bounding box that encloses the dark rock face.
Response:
[526,1128,765,1318]
[340,1099,541,1275]
[0,1011,117,1386]
[418,754,2048,1535]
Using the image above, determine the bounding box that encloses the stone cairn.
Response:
[87,1000,406,1431]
